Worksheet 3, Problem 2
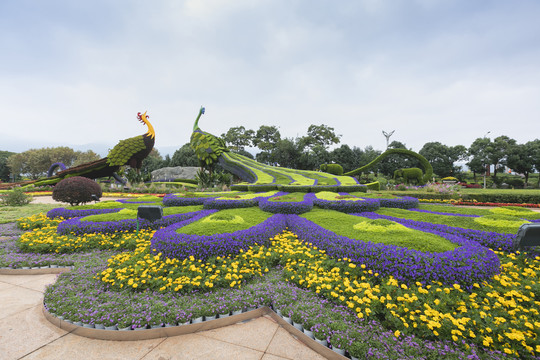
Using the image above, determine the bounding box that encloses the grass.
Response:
[81,205,204,222]
[177,207,273,235]
[0,204,59,224]
[301,208,458,253]
[269,192,307,202]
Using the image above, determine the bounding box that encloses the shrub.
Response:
[320,163,344,176]
[0,187,32,206]
[52,176,102,206]
[247,184,278,192]
[230,184,249,191]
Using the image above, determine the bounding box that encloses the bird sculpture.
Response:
[0,112,155,189]
[190,106,229,167]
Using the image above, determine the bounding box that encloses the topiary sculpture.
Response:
[394,167,424,184]
[52,176,102,206]
[319,163,344,176]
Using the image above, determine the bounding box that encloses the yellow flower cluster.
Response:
[99,235,275,292]
[282,241,540,358]
[16,213,61,230]
[18,222,149,253]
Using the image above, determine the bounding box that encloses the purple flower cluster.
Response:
[162,194,217,206]
[47,207,122,219]
[258,194,314,214]
[115,199,156,204]
[313,197,380,213]
[378,196,419,209]
[286,215,500,288]
[151,214,288,261]
[362,212,514,252]
[56,210,206,235]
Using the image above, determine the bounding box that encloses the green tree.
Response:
[0,151,16,182]
[419,142,467,178]
[506,142,535,186]
[141,148,165,175]
[527,139,540,187]
[73,150,101,167]
[253,125,281,165]
[300,124,341,150]
[7,147,79,179]
[467,137,491,182]
[221,126,255,152]
[170,143,199,167]
[273,138,301,168]
[488,136,516,178]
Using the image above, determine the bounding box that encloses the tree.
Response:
[506,142,535,186]
[488,136,516,178]
[330,144,366,173]
[0,150,15,182]
[300,124,341,151]
[72,150,101,167]
[273,138,301,168]
[527,139,540,187]
[221,126,255,152]
[170,143,199,167]
[467,137,491,182]
[140,148,165,175]
[419,142,467,178]
[6,147,80,179]
[253,126,281,165]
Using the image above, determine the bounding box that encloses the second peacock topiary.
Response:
[190,107,229,167]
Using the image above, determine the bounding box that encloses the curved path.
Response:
[0,273,329,360]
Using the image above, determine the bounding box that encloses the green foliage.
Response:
[125,168,150,185]
[301,209,457,252]
[221,126,255,152]
[365,182,381,191]
[419,142,467,178]
[170,143,200,167]
[345,148,433,185]
[0,187,32,206]
[247,184,279,192]
[190,130,229,167]
[177,207,272,235]
[394,167,424,184]
[106,135,146,167]
[320,163,344,176]
[230,184,249,191]
[52,176,102,206]
[279,185,313,193]
[269,192,306,202]
[338,185,367,193]
[173,178,198,185]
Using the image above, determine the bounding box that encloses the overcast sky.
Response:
[1,0,540,157]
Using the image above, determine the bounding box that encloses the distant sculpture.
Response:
[394,168,424,184]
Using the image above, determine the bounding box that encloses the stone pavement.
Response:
[0,273,328,360]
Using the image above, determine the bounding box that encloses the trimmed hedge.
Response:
[390,191,540,204]
[247,184,279,192]
[365,182,381,191]
[337,185,367,193]
[230,184,249,191]
[320,163,344,176]
[279,185,313,193]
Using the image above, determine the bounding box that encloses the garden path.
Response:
[0,273,328,360]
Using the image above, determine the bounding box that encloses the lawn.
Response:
[1,192,539,359]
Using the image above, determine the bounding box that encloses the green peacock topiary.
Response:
[190,107,229,167]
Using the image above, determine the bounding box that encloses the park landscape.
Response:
[1,108,540,360]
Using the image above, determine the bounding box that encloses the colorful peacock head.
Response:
[137,111,155,139]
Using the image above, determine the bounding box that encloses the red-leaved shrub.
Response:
[52,176,102,206]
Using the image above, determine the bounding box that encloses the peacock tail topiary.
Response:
[106,135,147,167]
[190,106,229,166]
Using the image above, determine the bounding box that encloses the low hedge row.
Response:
[390,191,540,204]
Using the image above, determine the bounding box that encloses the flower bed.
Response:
[150,213,287,261]
[56,210,206,235]
[258,193,314,214]
[313,193,380,213]
[47,207,122,219]
[287,215,500,288]
[378,196,419,209]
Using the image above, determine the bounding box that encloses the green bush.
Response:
[365,182,381,191]
[279,185,312,193]
[337,185,367,193]
[320,163,344,176]
[0,187,32,206]
[52,176,102,206]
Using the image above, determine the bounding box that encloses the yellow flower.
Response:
[394,330,400,338]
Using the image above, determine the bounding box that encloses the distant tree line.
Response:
[2,127,540,188]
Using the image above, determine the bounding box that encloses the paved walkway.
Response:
[0,274,327,360]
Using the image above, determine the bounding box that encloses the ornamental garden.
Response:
[1,109,540,359]
[2,189,540,359]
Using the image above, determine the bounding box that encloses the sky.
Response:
[1,0,540,158]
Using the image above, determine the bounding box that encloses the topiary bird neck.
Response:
[193,106,205,132]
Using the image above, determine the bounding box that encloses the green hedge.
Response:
[279,185,313,193]
[365,182,381,191]
[231,184,249,191]
[389,191,540,204]
[338,185,368,193]
[247,184,279,192]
